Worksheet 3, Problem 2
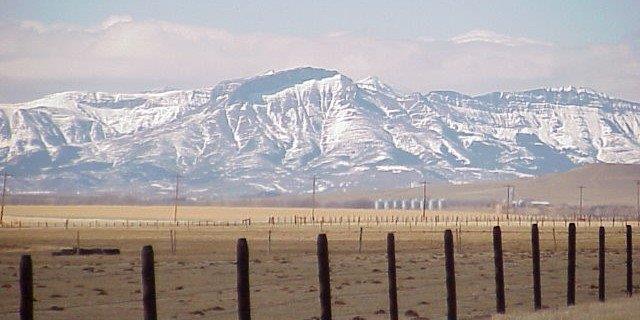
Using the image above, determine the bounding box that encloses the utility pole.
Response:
[173,173,180,223]
[421,181,427,219]
[577,185,585,221]
[0,172,7,225]
[504,185,512,216]
[635,180,640,221]
[510,186,516,214]
[311,175,317,221]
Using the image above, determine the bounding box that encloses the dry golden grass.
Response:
[1,205,496,221]
[496,296,640,320]
[0,206,638,319]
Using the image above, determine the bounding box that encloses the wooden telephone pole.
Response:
[504,185,513,216]
[421,181,427,219]
[511,186,516,206]
[0,172,7,225]
[577,185,585,221]
[173,173,180,223]
[311,175,317,221]
[635,180,640,221]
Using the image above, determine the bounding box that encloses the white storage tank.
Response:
[410,198,419,210]
[428,199,436,210]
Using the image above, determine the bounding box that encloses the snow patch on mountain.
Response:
[1,67,639,198]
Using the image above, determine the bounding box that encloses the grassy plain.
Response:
[0,206,638,319]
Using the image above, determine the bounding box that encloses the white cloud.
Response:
[450,29,552,46]
[0,16,639,102]
[100,15,133,30]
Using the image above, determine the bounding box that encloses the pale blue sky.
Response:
[1,0,639,102]
[2,0,638,44]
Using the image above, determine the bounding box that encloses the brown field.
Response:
[1,206,639,319]
[0,205,498,222]
[498,296,640,319]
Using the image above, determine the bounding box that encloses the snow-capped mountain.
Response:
[1,67,639,198]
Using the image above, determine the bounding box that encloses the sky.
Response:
[1,0,639,102]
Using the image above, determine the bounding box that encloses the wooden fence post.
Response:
[237,238,251,320]
[170,230,174,254]
[444,229,457,320]
[171,230,177,254]
[531,224,542,310]
[387,233,398,320]
[598,226,605,302]
[567,223,576,306]
[317,234,332,320]
[627,225,633,296]
[268,230,272,253]
[358,227,363,253]
[20,255,33,320]
[493,226,505,313]
[141,245,157,320]
[457,228,463,253]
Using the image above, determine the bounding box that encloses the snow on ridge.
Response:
[544,86,609,98]
[1,67,640,196]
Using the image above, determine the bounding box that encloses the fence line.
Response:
[11,223,640,320]
[2,212,640,230]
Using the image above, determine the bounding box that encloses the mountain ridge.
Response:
[1,67,639,199]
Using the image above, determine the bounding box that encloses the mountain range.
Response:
[1,67,639,199]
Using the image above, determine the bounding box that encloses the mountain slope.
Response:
[1,67,639,199]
